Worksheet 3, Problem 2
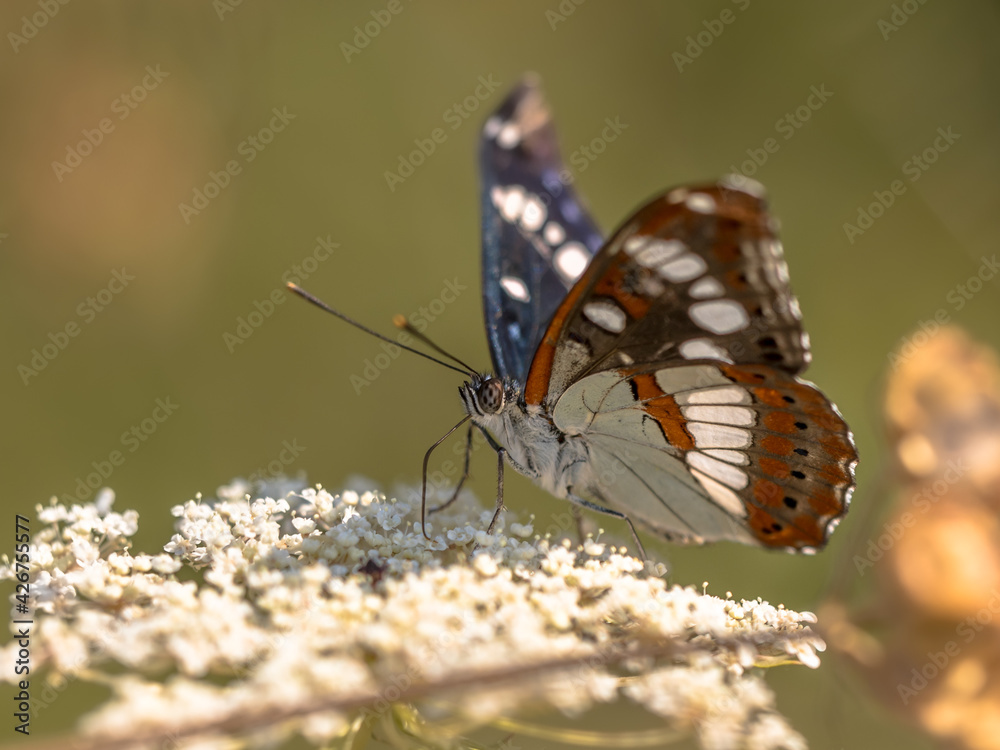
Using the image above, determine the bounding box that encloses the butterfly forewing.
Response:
[480,76,603,383]
[524,179,810,409]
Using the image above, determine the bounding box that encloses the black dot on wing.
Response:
[763,352,784,362]
[759,336,777,348]
[783,496,798,509]
[783,395,796,404]
[794,421,808,430]
[629,378,639,402]
[794,447,808,456]
[791,470,806,480]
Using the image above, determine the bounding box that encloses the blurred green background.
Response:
[2,1,999,747]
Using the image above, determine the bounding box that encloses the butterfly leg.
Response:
[429,423,474,515]
[566,492,647,561]
[469,425,509,535]
[569,504,598,545]
[486,445,506,535]
[420,415,471,540]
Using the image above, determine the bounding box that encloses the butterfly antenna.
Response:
[286,283,473,377]
[393,315,478,375]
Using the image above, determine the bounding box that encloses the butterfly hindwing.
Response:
[524,179,810,409]
[553,361,856,550]
[480,76,603,383]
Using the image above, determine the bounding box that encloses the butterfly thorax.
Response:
[459,373,589,498]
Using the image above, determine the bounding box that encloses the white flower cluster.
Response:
[1,481,825,750]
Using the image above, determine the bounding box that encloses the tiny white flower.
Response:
[472,553,499,578]
[11,479,825,750]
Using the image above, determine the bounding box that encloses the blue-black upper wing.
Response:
[479,76,604,383]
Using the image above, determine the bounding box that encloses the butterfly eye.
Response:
[477,379,506,414]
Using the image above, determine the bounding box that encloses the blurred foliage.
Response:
[2,1,999,748]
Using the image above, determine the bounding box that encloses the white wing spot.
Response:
[776,261,790,284]
[720,174,766,199]
[688,423,752,449]
[623,235,647,254]
[687,452,749,489]
[654,365,731,394]
[685,192,716,214]
[544,221,565,246]
[688,276,724,299]
[763,239,784,258]
[499,275,530,303]
[483,116,503,139]
[583,300,626,333]
[500,186,525,221]
[679,338,732,362]
[564,338,590,362]
[497,123,521,149]
[703,448,750,466]
[554,242,590,282]
[690,469,748,517]
[635,238,685,267]
[678,386,749,405]
[520,196,546,231]
[788,297,803,320]
[683,405,755,426]
[659,254,707,282]
[689,299,750,334]
[800,331,811,350]
[666,188,689,204]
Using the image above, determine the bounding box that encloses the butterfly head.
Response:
[459,373,517,418]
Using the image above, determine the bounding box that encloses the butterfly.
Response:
[288,77,857,553]
[454,76,857,553]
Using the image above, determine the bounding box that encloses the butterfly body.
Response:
[466,77,857,553]
[460,374,588,501]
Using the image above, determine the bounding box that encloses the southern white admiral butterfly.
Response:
[292,76,857,554]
